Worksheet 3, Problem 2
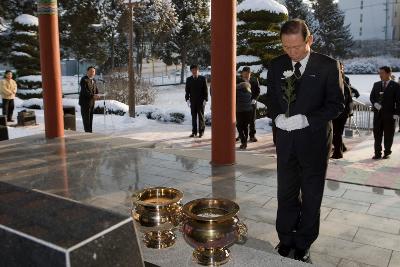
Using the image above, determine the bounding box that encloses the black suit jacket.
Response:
[266,52,345,133]
[79,75,99,107]
[370,80,400,119]
[185,75,208,104]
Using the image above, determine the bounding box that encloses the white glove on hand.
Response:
[393,115,400,120]
[374,103,382,110]
[251,99,257,105]
[286,114,309,131]
[187,100,191,108]
[275,114,309,132]
[275,114,288,131]
[203,100,207,106]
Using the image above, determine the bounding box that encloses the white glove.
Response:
[394,115,400,120]
[251,99,257,105]
[275,114,309,132]
[187,100,191,108]
[286,114,309,131]
[275,114,288,131]
[374,103,382,110]
[203,100,207,106]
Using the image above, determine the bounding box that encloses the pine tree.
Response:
[9,14,41,96]
[161,0,210,84]
[132,0,178,77]
[59,0,108,67]
[237,0,288,84]
[310,0,353,58]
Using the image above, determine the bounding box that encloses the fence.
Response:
[346,99,373,135]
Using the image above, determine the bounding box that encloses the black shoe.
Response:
[294,248,312,263]
[372,154,382,160]
[239,143,247,149]
[383,153,391,159]
[235,137,240,142]
[189,133,196,138]
[331,154,343,159]
[343,145,348,152]
[198,133,203,138]
[249,137,258,142]
[7,119,14,122]
[275,243,292,257]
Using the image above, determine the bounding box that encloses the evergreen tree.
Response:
[237,0,288,84]
[9,14,41,94]
[161,0,210,84]
[59,0,108,67]
[310,0,353,58]
[132,0,178,77]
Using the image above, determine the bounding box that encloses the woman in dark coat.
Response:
[236,82,253,149]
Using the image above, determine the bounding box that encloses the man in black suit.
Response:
[370,66,400,159]
[237,66,260,142]
[185,65,208,138]
[79,66,99,133]
[266,19,344,263]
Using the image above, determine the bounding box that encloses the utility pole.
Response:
[127,0,136,117]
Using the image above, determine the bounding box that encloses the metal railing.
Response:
[346,99,373,135]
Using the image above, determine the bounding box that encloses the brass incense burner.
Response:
[181,198,247,266]
[132,187,183,249]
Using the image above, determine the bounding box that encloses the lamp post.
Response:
[125,0,141,118]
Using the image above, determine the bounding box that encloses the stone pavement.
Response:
[1,132,400,266]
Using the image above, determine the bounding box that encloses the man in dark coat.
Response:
[370,66,400,159]
[331,62,354,159]
[236,82,253,149]
[237,66,260,142]
[185,65,208,138]
[79,66,99,133]
[266,19,344,263]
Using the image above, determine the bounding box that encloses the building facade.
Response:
[339,0,400,41]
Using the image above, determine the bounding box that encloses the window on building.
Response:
[360,14,363,22]
[360,0,363,9]
[359,27,362,36]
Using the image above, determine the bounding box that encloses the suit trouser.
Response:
[191,103,205,135]
[236,111,252,144]
[2,99,14,121]
[276,127,331,250]
[249,103,257,138]
[373,114,395,155]
[332,114,348,157]
[81,104,94,133]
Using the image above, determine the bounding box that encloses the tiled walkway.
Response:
[1,132,400,266]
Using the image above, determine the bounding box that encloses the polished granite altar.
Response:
[0,133,307,266]
[0,182,145,267]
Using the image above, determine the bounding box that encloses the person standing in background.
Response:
[0,70,17,122]
[236,82,253,149]
[185,65,208,138]
[370,66,400,159]
[79,66,100,133]
[237,66,260,142]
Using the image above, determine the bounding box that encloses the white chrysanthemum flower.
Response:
[283,70,294,78]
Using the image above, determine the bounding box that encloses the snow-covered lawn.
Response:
[2,73,398,143]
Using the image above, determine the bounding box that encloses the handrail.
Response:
[346,98,373,134]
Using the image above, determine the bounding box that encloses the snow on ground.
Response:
[3,73,397,143]
[347,72,400,104]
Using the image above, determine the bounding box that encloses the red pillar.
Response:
[211,0,236,165]
[38,0,64,138]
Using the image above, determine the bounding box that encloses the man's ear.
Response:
[307,35,314,46]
